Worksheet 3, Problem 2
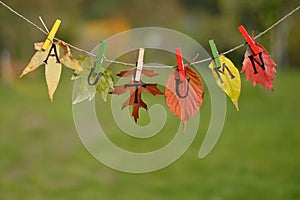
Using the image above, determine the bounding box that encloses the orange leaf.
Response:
[165,67,204,130]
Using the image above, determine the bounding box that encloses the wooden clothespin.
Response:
[176,48,185,81]
[238,25,260,55]
[42,19,61,51]
[134,48,145,82]
[209,39,221,68]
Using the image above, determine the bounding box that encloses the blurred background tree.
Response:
[0,0,299,78]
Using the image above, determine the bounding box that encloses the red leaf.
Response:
[165,67,204,130]
[241,44,276,91]
[110,70,163,122]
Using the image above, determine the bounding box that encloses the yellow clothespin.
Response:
[134,48,145,82]
[42,19,61,51]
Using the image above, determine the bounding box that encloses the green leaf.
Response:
[96,69,115,102]
[72,56,96,104]
[71,55,88,80]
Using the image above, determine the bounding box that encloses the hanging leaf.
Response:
[96,69,115,102]
[45,52,62,102]
[110,69,163,122]
[209,54,241,110]
[165,67,204,130]
[57,41,81,71]
[19,42,50,76]
[71,55,87,81]
[72,56,96,104]
[20,41,82,101]
[72,55,115,104]
[241,44,276,91]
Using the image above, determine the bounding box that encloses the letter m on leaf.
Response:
[214,63,235,84]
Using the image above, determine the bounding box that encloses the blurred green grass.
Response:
[0,69,300,200]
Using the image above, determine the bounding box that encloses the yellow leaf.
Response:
[57,41,82,72]
[19,43,50,77]
[20,41,81,102]
[45,56,62,102]
[34,42,44,51]
[209,54,241,110]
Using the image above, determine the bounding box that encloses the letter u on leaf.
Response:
[209,55,241,110]
[165,67,204,130]
[72,56,114,104]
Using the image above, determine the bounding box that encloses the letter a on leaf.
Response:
[165,67,204,130]
[20,41,82,101]
[110,69,163,122]
[209,55,241,110]
[241,44,276,91]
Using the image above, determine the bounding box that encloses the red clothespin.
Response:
[176,48,185,81]
[238,25,260,55]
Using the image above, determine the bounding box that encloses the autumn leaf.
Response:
[57,41,82,71]
[71,55,88,81]
[209,55,241,110]
[19,43,51,76]
[72,55,115,104]
[72,56,96,104]
[96,69,114,102]
[165,67,204,129]
[241,44,276,91]
[45,52,62,102]
[110,69,163,122]
[20,41,82,101]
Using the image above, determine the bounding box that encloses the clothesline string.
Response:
[0,1,299,68]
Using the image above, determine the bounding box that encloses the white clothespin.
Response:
[134,48,145,82]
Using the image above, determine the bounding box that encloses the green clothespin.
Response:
[94,41,108,74]
[87,41,108,86]
[209,39,221,68]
